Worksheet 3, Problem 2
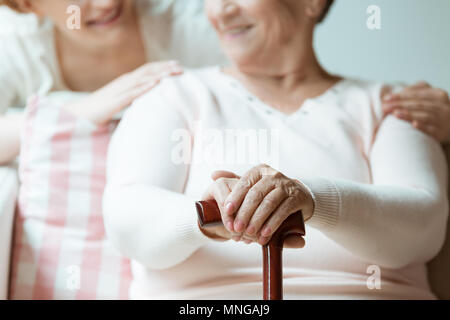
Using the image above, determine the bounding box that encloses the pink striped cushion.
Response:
[9,95,132,299]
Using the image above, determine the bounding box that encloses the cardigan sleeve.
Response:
[103,83,210,270]
[0,40,20,114]
[303,114,449,269]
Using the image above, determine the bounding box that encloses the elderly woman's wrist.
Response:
[293,179,315,221]
[297,177,341,230]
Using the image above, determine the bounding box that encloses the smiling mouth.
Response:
[225,25,253,38]
[86,4,123,27]
[227,25,253,35]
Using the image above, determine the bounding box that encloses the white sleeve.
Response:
[0,40,20,114]
[103,87,210,270]
[302,115,449,269]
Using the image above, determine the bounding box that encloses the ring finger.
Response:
[233,178,276,234]
[245,187,287,237]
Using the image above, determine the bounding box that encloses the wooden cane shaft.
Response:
[195,199,305,300]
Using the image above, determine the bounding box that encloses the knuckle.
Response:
[261,197,277,209]
[247,189,265,202]
[258,163,270,169]
[272,171,284,179]
[278,186,289,198]
[257,163,272,175]
[241,178,252,189]
[290,187,303,200]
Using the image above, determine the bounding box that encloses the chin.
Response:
[226,48,260,69]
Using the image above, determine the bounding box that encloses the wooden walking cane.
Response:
[195,199,305,300]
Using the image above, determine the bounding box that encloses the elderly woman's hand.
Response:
[220,164,313,247]
[199,170,250,242]
[382,82,450,144]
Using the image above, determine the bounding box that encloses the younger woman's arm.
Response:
[382,82,450,144]
[0,113,22,165]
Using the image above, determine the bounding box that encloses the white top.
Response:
[103,67,449,299]
[0,0,227,113]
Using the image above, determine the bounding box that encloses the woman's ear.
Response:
[304,0,327,21]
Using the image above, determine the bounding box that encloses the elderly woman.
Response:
[103,0,449,299]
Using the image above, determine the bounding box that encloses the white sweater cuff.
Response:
[300,177,341,230]
[174,199,212,247]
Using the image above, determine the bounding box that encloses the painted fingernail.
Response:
[225,202,234,215]
[261,227,271,237]
[234,220,245,232]
[246,225,255,235]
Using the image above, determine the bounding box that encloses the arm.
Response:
[0,113,22,165]
[0,41,21,165]
[304,115,449,269]
[103,90,210,270]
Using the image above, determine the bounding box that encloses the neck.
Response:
[225,44,341,114]
[230,43,331,92]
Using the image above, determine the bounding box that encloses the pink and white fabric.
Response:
[9,94,132,299]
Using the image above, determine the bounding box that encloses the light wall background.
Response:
[315,0,450,92]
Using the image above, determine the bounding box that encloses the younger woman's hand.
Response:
[221,164,313,247]
[382,82,450,144]
[63,60,183,125]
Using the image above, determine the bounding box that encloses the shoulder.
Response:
[334,78,399,123]
[0,7,51,37]
[125,67,220,123]
[0,8,53,64]
[136,67,218,104]
[338,78,389,102]
[323,78,402,154]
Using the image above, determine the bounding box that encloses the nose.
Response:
[223,1,239,16]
